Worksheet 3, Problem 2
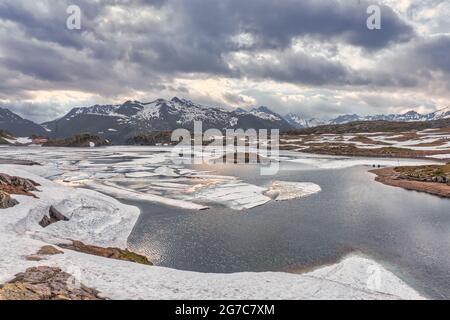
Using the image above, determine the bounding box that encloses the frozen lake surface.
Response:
[1,146,449,298]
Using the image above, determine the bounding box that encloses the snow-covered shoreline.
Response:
[0,164,425,299]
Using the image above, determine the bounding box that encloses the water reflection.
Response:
[127,163,450,299]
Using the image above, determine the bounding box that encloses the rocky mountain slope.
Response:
[0,108,47,137]
[284,113,327,129]
[42,98,292,143]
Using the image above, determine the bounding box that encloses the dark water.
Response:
[126,163,450,299]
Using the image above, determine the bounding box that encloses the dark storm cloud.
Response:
[413,36,450,73]
[124,0,415,79]
[176,0,414,50]
[0,1,99,50]
[0,0,448,121]
[0,0,415,83]
[372,35,450,91]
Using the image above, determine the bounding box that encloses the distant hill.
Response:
[284,106,450,128]
[285,118,450,135]
[0,108,47,136]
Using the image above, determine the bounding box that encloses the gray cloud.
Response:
[0,0,448,121]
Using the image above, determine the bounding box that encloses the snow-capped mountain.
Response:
[423,106,450,121]
[42,97,292,143]
[0,108,47,136]
[284,113,327,128]
[329,108,450,124]
[329,111,425,124]
[248,106,283,121]
[285,107,450,128]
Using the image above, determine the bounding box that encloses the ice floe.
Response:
[265,181,321,201]
[87,181,209,210]
[191,182,271,210]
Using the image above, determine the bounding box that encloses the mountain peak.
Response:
[171,97,183,103]
[429,106,450,120]
[403,110,420,115]
[253,106,274,113]
[122,100,143,106]
[234,107,247,114]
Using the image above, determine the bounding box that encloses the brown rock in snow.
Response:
[0,266,105,300]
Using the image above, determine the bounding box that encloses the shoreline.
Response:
[0,162,426,300]
[292,149,449,162]
[370,167,450,198]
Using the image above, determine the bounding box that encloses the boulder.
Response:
[39,206,70,227]
[0,173,40,199]
[0,191,18,209]
[0,266,104,300]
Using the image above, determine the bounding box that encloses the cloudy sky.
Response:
[0,0,449,122]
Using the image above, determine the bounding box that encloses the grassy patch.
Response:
[394,164,450,184]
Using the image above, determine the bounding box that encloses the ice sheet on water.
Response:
[266,181,321,201]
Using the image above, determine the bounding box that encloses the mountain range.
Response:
[285,107,450,128]
[40,97,292,143]
[0,98,449,143]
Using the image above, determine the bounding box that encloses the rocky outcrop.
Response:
[394,164,450,184]
[0,173,40,197]
[58,240,152,265]
[0,266,105,300]
[39,206,70,227]
[43,134,110,147]
[371,167,450,198]
[126,131,174,146]
[0,191,18,209]
[0,173,40,208]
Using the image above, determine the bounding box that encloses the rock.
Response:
[38,216,52,228]
[0,174,11,185]
[0,266,104,300]
[371,167,450,198]
[0,173,40,200]
[39,206,70,227]
[24,255,45,262]
[58,241,152,265]
[9,176,39,192]
[49,205,69,221]
[37,246,64,256]
[0,191,18,209]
